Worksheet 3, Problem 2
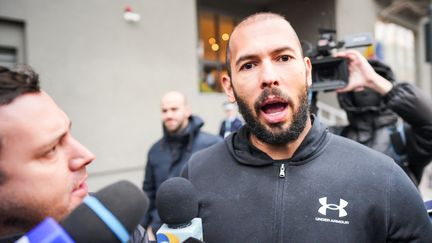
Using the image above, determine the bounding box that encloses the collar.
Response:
[227,115,329,166]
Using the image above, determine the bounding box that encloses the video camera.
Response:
[306,29,373,92]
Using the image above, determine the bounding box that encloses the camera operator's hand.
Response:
[335,50,393,95]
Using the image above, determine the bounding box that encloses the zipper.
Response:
[279,163,285,178]
[274,162,286,242]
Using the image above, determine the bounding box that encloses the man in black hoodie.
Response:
[330,51,432,186]
[181,13,432,242]
[142,91,222,239]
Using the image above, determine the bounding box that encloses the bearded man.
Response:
[181,12,432,242]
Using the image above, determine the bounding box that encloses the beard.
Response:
[164,120,186,135]
[234,86,309,145]
[0,193,69,234]
[0,185,72,235]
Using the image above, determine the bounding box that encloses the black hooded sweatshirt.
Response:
[182,117,432,242]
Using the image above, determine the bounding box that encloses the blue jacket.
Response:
[142,115,222,232]
[219,117,243,138]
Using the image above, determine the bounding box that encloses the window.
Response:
[198,10,236,93]
[0,19,26,67]
[374,21,415,83]
[0,47,17,68]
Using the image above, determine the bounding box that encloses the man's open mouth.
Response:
[258,97,289,124]
[261,98,288,115]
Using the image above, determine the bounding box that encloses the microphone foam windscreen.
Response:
[61,180,149,243]
[156,177,199,226]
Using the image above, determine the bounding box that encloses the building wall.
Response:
[269,0,336,44]
[0,0,228,191]
[417,17,432,97]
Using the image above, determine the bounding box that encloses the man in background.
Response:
[0,66,95,242]
[218,102,243,138]
[142,91,221,238]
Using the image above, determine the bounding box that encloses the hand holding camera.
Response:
[307,29,388,93]
[334,50,393,95]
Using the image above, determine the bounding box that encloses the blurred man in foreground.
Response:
[0,66,95,242]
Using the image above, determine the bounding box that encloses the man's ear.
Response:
[185,105,192,118]
[304,57,312,88]
[221,74,236,103]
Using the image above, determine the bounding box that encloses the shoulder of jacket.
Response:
[195,131,223,143]
[147,138,165,153]
[330,133,394,162]
[189,141,226,160]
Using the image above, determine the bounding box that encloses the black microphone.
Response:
[62,180,149,242]
[155,177,203,243]
[16,180,149,243]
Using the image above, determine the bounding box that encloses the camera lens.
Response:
[316,68,337,82]
[310,57,349,92]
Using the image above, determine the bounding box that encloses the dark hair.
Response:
[0,65,40,168]
[0,65,41,105]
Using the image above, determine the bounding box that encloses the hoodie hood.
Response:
[162,115,204,151]
[226,115,329,166]
[163,115,204,136]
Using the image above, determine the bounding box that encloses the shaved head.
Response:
[161,91,188,106]
[160,91,191,134]
[234,12,287,31]
[226,12,303,77]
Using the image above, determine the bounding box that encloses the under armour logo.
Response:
[318,197,348,217]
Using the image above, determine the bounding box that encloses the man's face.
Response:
[225,109,235,119]
[222,18,312,144]
[0,92,95,233]
[161,94,191,134]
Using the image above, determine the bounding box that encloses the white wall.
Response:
[416,17,432,97]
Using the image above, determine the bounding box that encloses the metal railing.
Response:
[316,101,348,126]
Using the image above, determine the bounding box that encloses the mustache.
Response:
[253,87,293,114]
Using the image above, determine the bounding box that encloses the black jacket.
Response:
[142,115,222,232]
[0,234,21,243]
[182,117,432,242]
[333,82,432,183]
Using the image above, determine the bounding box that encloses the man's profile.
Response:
[0,66,94,241]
